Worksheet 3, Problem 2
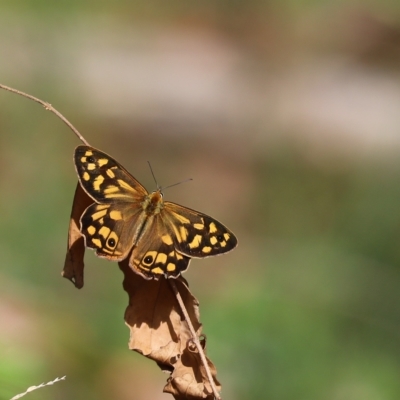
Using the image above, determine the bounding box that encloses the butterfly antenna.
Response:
[147,161,160,190]
[161,178,193,191]
[147,161,192,191]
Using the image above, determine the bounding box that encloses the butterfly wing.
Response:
[128,214,191,280]
[74,145,148,203]
[162,202,238,258]
[74,145,149,261]
[80,202,145,261]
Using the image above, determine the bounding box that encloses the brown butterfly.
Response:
[74,145,237,280]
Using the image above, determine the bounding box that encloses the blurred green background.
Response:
[1,1,400,399]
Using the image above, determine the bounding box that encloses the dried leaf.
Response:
[120,258,221,399]
[62,182,93,289]
[164,337,220,400]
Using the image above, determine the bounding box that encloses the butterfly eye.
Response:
[217,234,224,242]
[87,156,95,163]
[107,238,116,248]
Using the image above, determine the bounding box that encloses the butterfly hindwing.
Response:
[163,202,238,258]
[80,202,143,261]
[74,145,148,203]
[126,215,190,280]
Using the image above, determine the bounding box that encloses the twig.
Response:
[168,279,221,400]
[10,376,66,400]
[0,83,89,145]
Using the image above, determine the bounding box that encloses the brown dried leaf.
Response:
[119,258,221,399]
[164,338,221,399]
[62,182,93,289]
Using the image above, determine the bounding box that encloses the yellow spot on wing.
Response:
[172,212,190,224]
[110,210,122,220]
[99,226,111,238]
[162,234,173,245]
[151,267,164,275]
[85,150,93,156]
[167,263,176,271]
[80,157,87,163]
[194,223,204,230]
[156,253,167,264]
[202,246,212,254]
[180,226,188,241]
[224,233,230,240]
[189,234,202,249]
[93,175,104,191]
[91,209,107,221]
[104,186,120,194]
[87,226,96,235]
[117,179,135,191]
[106,169,115,178]
[98,158,109,167]
[83,172,90,181]
[87,163,96,171]
[92,238,102,248]
[209,223,217,233]
[172,225,182,243]
[210,236,218,245]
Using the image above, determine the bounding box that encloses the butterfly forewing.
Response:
[162,202,238,258]
[74,145,148,203]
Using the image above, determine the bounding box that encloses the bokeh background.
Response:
[1,1,400,399]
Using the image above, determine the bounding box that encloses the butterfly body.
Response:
[74,145,237,280]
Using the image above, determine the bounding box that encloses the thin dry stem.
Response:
[0,83,89,145]
[10,376,66,400]
[168,280,221,400]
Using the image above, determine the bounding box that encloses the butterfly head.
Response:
[150,189,163,203]
[143,189,164,215]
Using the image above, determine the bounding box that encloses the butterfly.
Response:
[74,145,238,280]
